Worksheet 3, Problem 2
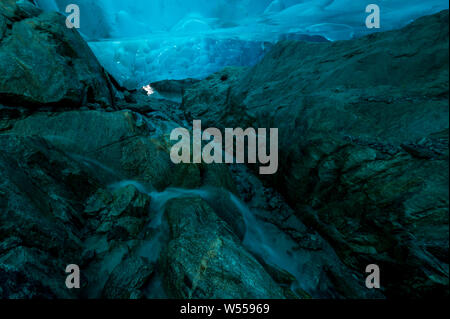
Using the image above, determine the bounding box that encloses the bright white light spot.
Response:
[143,84,154,95]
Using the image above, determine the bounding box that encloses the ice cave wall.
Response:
[35,0,450,88]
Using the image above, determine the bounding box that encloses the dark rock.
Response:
[0,0,41,21]
[161,197,285,299]
[0,12,9,39]
[182,11,450,298]
[0,264,56,299]
[182,67,253,129]
[229,164,381,299]
[277,33,330,42]
[85,185,150,237]
[151,78,201,96]
[0,2,113,107]
[9,110,187,190]
[1,0,447,300]
[199,187,246,241]
[0,134,97,298]
[102,256,154,299]
[0,0,247,301]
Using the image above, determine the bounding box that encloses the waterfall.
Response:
[108,180,306,293]
[229,193,305,291]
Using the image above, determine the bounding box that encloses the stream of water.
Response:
[65,150,307,296]
[108,180,306,296]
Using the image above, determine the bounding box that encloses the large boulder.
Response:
[229,164,383,299]
[9,109,236,192]
[9,110,178,189]
[0,134,97,298]
[161,197,286,299]
[0,0,114,107]
[182,67,252,129]
[102,256,154,299]
[182,11,449,298]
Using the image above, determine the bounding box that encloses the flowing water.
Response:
[56,150,307,295]
[108,179,307,295]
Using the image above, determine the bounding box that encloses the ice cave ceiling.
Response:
[35,0,449,88]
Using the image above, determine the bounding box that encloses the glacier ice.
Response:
[35,0,449,88]
[88,35,276,88]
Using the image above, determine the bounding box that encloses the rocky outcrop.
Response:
[0,134,95,299]
[182,10,449,298]
[151,78,201,96]
[0,104,244,298]
[161,197,286,299]
[0,0,447,299]
[182,66,252,129]
[0,0,114,107]
[229,164,382,299]
[0,0,278,301]
[0,1,245,299]
[102,256,154,299]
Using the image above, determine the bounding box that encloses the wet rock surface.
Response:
[182,11,449,298]
[229,164,381,298]
[0,0,114,107]
[161,197,285,299]
[0,1,448,299]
